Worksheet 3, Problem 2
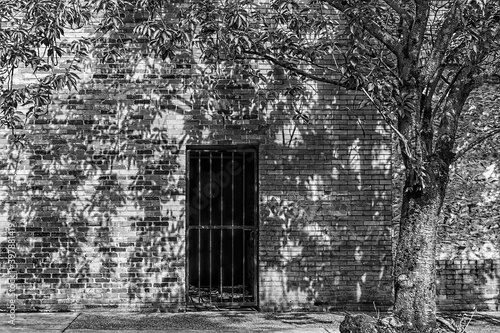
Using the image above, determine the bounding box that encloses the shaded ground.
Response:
[68,311,344,331]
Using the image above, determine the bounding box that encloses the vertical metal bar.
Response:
[231,151,235,303]
[253,150,258,303]
[220,151,223,302]
[198,151,201,302]
[252,149,259,302]
[242,152,246,301]
[186,151,190,306]
[209,151,212,303]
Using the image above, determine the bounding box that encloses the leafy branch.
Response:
[454,127,500,162]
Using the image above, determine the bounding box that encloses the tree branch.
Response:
[484,74,500,85]
[431,66,466,118]
[321,0,402,59]
[407,0,431,64]
[360,87,414,161]
[381,0,412,23]
[243,50,351,88]
[453,127,500,162]
[285,52,344,77]
[421,2,461,83]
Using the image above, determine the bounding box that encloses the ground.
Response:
[0,310,499,332]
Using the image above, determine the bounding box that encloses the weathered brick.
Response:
[0,10,397,313]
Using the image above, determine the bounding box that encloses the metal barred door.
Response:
[186,146,258,307]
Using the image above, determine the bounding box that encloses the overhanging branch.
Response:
[421,2,461,83]
[321,0,402,59]
[484,74,500,85]
[382,0,412,23]
[453,127,500,162]
[243,50,351,88]
[360,87,414,161]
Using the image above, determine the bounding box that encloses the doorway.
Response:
[186,146,258,307]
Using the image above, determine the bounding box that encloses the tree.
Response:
[126,0,500,331]
[394,86,500,261]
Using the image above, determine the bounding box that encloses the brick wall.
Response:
[258,86,393,311]
[437,259,500,311]
[0,11,393,312]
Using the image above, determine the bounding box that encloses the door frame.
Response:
[185,144,259,308]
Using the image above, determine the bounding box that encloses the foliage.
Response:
[128,0,500,172]
[0,0,143,141]
[439,86,500,258]
[0,0,94,136]
[4,0,500,171]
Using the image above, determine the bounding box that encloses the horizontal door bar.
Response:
[188,225,257,230]
[187,145,257,152]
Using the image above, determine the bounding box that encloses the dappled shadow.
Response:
[0,11,187,310]
[1,7,392,312]
[256,66,392,311]
[437,259,499,311]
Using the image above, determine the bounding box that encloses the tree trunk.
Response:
[393,155,450,333]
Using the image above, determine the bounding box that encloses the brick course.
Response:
[437,259,500,311]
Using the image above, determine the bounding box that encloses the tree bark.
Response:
[393,155,450,333]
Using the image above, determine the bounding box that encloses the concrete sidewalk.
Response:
[0,311,344,333]
[1,311,500,333]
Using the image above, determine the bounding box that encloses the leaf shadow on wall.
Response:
[254,66,393,311]
[0,35,188,312]
[1,10,392,312]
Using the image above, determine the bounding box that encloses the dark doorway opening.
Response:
[186,146,258,308]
